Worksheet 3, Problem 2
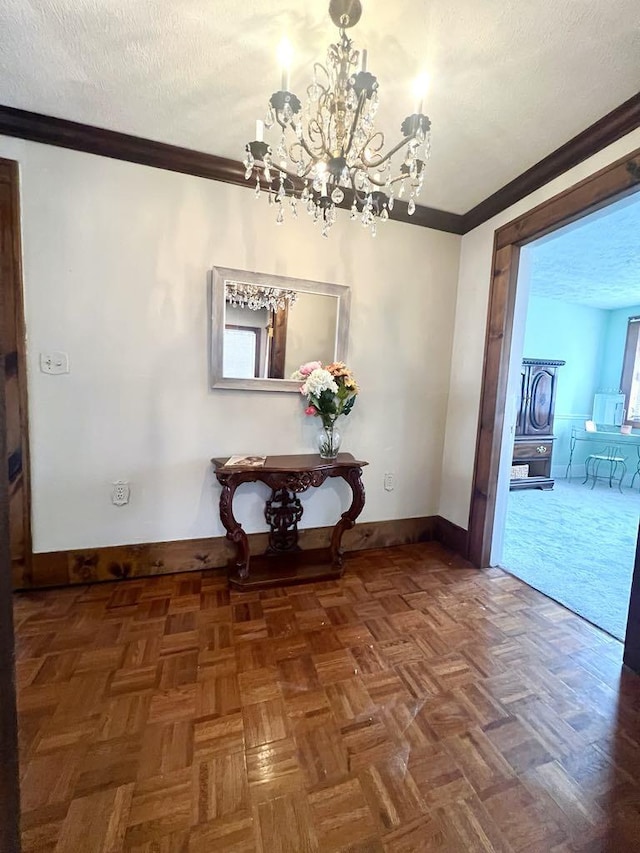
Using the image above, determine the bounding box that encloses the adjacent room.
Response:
[1,2,640,852]
[500,194,640,641]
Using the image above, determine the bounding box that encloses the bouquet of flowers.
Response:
[291,360,359,458]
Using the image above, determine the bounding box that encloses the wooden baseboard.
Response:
[434,516,470,561]
[26,515,460,589]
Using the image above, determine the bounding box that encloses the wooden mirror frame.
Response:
[209,267,351,392]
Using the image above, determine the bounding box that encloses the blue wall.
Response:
[523,296,608,470]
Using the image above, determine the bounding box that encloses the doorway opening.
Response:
[468,144,640,673]
[492,193,640,640]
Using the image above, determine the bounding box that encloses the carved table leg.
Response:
[218,479,250,580]
[265,488,303,554]
[330,467,366,568]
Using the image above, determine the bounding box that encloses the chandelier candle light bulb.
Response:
[278,37,293,91]
[413,72,430,116]
[243,0,432,236]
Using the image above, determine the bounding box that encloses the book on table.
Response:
[225,455,267,467]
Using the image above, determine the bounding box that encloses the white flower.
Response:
[301,368,338,398]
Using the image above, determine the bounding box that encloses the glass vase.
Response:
[317,422,342,459]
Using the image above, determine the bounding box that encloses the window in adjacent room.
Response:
[223,326,261,379]
[621,316,640,423]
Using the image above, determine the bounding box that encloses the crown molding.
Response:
[0,104,245,183]
[0,104,465,234]
[1,94,639,238]
[461,91,640,233]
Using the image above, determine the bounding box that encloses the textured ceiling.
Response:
[0,1,639,213]
[528,192,640,310]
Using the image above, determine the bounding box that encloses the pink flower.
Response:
[305,406,317,416]
[299,360,322,377]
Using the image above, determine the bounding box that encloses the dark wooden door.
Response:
[0,159,30,588]
[524,365,556,436]
[0,160,21,852]
[268,306,288,379]
[516,364,528,435]
[624,523,640,675]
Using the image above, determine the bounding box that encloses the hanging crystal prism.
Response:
[265,103,275,129]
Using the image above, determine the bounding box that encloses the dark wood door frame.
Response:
[0,160,21,850]
[467,146,640,671]
[1,158,31,588]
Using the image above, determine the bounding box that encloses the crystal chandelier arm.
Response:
[313,64,333,117]
[349,169,384,206]
[288,142,316,179]
[317,93,335,151]
[307,117,329,158]
[342,91,366,158]
[357,170,386,188]
[289,128,325,167]
[291,123,324,162]
[359,133,416,170]
[311,62,331,95]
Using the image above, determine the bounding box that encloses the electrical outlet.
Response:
[112,481,130,506]
[383,472,395,491]
[40,351,69,374]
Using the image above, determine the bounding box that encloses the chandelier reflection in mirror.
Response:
[225,282,298,313]
[243,0,431,237]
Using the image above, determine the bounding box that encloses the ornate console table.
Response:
[212,453,368,589]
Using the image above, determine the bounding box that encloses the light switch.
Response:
[40,352,69,374]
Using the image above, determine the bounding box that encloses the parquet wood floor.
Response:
[13,542,640,852]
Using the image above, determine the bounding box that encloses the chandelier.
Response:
[226,282,298,312]
[243,0,431,237]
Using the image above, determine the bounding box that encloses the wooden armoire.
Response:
[511,358,565,490]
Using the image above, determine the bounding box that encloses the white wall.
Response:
[439,128,640,530]
[0,136,461,552]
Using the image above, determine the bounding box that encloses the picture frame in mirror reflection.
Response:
[209,267,351,392]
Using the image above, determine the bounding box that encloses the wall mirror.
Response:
[210,267,351,391]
